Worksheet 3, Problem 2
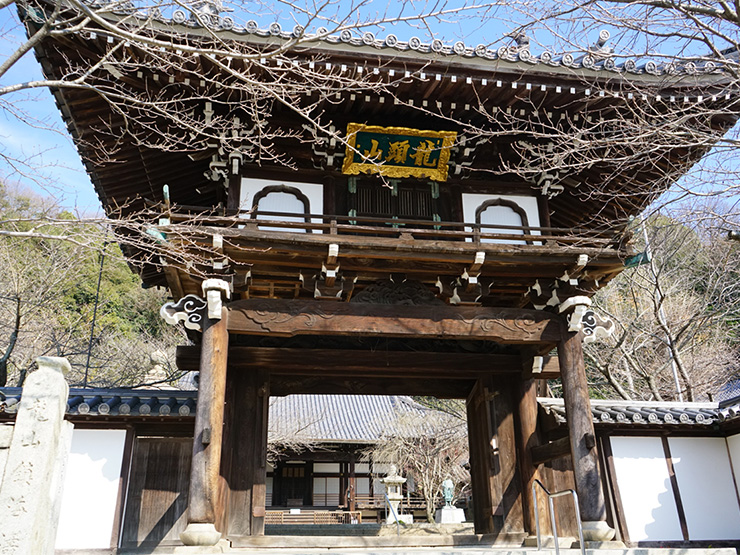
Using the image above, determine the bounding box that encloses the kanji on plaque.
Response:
[342,123,457,181]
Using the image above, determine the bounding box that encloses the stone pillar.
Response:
[558,328,615,542]
[180,280,230,548]
[0,356,72,555]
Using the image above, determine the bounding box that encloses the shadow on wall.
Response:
[643,476,683,542]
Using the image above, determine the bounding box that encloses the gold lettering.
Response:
[410,140,439,167]
[363,139,383,160]
[386,140,411,164]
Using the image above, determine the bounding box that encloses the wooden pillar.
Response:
[467,376,495,534]
[515,378,542,537]
[223,368,270,537]
[348,457,356,512]
[180,305,229,547]
[558,327,615,541]
[466,375,525,537]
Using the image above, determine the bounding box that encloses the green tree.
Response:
[0,183,184,387]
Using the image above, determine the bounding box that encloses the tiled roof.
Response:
[1,388,732,430]
[539,398,719,426]
[268,394,431,443]
[0,387,197,418]
[718,395,740,423]
[85,3,726,78]
[141,13,723,78]
[0,389,431,441]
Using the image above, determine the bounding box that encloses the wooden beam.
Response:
[270,376,475,398]
[521,353,561,379]
[226,299,562,343]
[177,346,544,377]
[530,436,571,466]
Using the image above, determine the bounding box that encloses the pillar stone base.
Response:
[581,520,616,542]
[180,523,221,546]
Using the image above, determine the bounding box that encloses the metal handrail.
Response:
[532,479,585,555]
[382,492,401,537]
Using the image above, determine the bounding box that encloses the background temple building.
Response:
[4,0,740,551]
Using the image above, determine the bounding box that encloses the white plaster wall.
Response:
[461,193,541,244]
[728,434,740,495]
[55,429,127,549]
[609,436,683,541]
[669,436,740,540]
[240,177,324,225]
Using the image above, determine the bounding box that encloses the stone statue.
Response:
[442,477,454,507]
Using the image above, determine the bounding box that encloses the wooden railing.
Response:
[163,207,622,249]
[265,510,362,525]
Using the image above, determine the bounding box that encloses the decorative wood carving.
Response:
[350,279,445,305]
[226,298,563,343]
[581,310,615,344]
[161,295,208,331]
[559,295,592,332]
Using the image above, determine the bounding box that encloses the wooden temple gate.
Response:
[165,295,614,545]
[26,2,737,548]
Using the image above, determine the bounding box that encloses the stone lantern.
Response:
[381,465,412,524]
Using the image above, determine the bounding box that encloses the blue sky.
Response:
[0,8,98,213]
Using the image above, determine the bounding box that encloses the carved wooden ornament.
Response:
[581,310,615,344]
[160,295,208,331]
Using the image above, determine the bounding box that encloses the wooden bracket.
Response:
[559,295,592,331]
[233,271,252,293]
[202,278,232,319]
[300,270,355,301]
[461,251,486,292]
[521,353,560,379]
[559,253,589,281]
[450,276,492,305]
[322,244,340,287]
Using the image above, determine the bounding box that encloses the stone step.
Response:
[233,533,525,549]
[264,523,476,537]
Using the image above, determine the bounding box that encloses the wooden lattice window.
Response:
[349,179,441,223]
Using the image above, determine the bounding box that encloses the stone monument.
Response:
[0,357,74,554]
